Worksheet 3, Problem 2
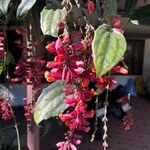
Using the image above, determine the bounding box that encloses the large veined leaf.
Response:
[92,24,127,76]
[104,0,117,16]
[40,7,66,37]
[0,0,11,15]
[130,4,150,25]
[16,0,37,17]
[124,0,138,15]
[34,81,71,125]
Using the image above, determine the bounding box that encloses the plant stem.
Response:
[91,96,98,142]
[3,26,21,150]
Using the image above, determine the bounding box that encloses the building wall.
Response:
[143,39,150,78]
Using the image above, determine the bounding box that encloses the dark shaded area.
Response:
[0,96,150,150]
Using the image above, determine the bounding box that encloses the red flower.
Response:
[97,76,116,90]
[88,1,95,13]
[58,21,65,29]
[46,42,56,52]
[63,88,74,95]
[123,115,134,131]
[16,28,26,35]
[111,16,121,28]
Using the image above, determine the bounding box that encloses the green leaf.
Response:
[0,66,3,75]
[5,51,15,65]
[130,4,150,25]
[94,88,104,95]
[92,24,127,76]
[124,0,138,15]
[16,0,37,17]
[34,81,71,125]
[104,0,117,16]
[0,0,11,15]
[40,7,66,37]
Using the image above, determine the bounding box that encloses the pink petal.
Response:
[49,68,62,79]
[64,97,76,106]
[46,61,61,68]
[72,42,83,51]
[70,144,77,150]
[82,110,95,118]
[63,88,74,95]
[59,113,72,121]
[63,36,70,43]
[113,28,124,34]
[56,141,65,147]
[51,68,59,74]
[73,138,81,145]
[76,61,84,67]
[55,37,62,50]
[74,67,85,75]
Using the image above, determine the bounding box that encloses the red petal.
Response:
[72,42,83,51]
[54,54,65,62]
[113,66,128,74]
[46,42,56,52]
[82,110,95,118]
[58,22,65,29]
[46,61,61,68]
[111,16,121,28]
[88,1,95,13]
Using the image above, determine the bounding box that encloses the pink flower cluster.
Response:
[12,29,46,119]
[12,42,45,87]
[45,31,119,149]
[45,32,97,149]
[0,98,13,121]
[45,32,96,84]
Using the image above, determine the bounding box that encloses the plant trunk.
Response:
[27,85,39,150]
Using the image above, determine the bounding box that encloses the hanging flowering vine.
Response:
[33,0,129,149]
[0,0,138,149]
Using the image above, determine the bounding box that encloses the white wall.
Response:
[116,38,150,86]
[143,39,150,78]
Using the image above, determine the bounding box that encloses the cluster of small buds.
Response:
[0,31,5,58]
[56,131,82,150]
[23,98,34,119]
[123,114,134,131]
[12,28,46,119]
[102,98,109,150]
[0,98,13,121]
